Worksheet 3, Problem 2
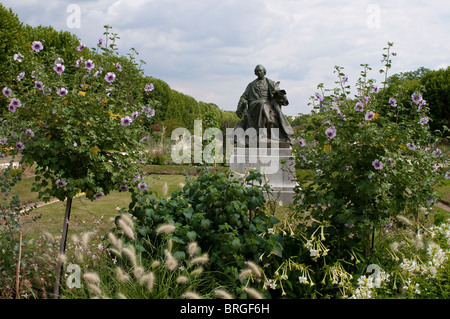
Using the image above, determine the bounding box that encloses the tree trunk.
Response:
[53,197,73,299]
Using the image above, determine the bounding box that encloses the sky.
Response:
[2,0,449,116]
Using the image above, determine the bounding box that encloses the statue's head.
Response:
[254,65,266,79]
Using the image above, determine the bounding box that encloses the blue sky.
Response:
[2,0,449,116]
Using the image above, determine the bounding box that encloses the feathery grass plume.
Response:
[87,283,102,296]
[163,182,168,196]
[42,231,55,242]
[120,213,134,229]
[134,266,145,279]
[115,267,130,282]
[151,260,161,269]
[117,293,127,299]
[164,249,178,271]
[190,254,209,265]
[181,291,203,299]
[244,287,264,299]
[214,288,234,299]
[397,215,413,226]
[81,231,95,249]
[156,223,176,235]
[107,232,123,250]
[244,261,262,278]
[176,276,188,284]
[190,267,204,276]
[122,245,137,268]
[139,272,155,293]
[57,253,67,264]
[75,250,84,263]
[118,218,135,240]
[187,242,199,257]
[238,269,253,280]
[83,272,100,284]
[71,233,80,243]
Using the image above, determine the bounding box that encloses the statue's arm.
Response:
[236,85,250,117]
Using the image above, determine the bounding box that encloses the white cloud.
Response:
[2,0,449,116]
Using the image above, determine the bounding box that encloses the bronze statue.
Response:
[236,65,293,144]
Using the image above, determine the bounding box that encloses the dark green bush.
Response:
[127,169,284,282]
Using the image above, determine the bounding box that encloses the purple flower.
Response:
[372,159,383,170]
[2,87,12,97]
[9,98,21,108]
[445,172,450,179]
[119,185,129,192]
[94,192,104,199]
[56,179,67,188]
[98,38,104,47]
[389,97,397,107]
[417,99,426,110]
[434,149,442,157]
[411,93,422,105]
[132,111,140,119]
[25,129,34,137]
[85,59,95,70]
[325,126,336,139]
[354,101,364,112]
[17,72,25,81]
[13,52,23,62]
[341,75,348,83]
[298,138,306,147]
[365,111,375,121]
[419,117,429,125]
[372,86,379,93]
[53,64,65,75]
[0,137,7,145]
[15,141,25,150]
[121,116,132,126]
[35,81,44,90]
[57,88,68,97]
[104,72,116,83]
[31,41,44,52]
[75,57,83,67]
[77,42,86,51]
[116,62,122,72]
[138,182,148,190]
[315,92,323,101]
[144,83,154,92]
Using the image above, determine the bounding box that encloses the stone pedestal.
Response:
[229,140,298,204]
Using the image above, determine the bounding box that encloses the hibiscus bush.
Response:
[293,43,449,259]
[0,26,156,201]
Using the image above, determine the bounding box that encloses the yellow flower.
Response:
[83,84,89,89]
[78,91,86,97]
[324,144,331,152]
[91,146,99,154]
[374,113,380,120]
[86,121,91,126]
[47,135,52,140]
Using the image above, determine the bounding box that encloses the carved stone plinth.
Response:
[229,141,298,204]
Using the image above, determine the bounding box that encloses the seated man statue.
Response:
[236,64,293,144]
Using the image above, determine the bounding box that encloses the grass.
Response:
[20,174,186,240]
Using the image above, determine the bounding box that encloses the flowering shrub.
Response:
[0,27,156,201]
[293,43,448,257]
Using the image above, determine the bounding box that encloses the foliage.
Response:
[0,26,155,201]
[293,43,448,258]
[126,169,283,294]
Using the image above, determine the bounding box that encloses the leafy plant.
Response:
[126,169,284,291]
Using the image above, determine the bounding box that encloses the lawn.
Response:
[20,174,187,240]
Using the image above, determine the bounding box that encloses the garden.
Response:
[0,9,449,300]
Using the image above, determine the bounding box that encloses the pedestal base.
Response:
[229,145,298,204]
